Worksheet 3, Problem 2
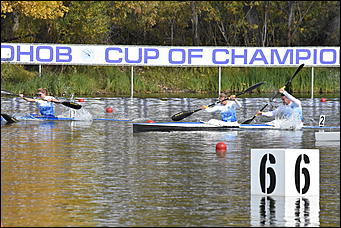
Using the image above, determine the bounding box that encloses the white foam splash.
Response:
[57,108,94,121]
[272,112,303,130]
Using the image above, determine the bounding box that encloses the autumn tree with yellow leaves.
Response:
[1,1,339,46]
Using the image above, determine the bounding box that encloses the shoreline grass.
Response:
[1,64,339,98]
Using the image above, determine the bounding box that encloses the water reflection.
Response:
[250,195,319,226]
[315,140,340,147]
[1,97,339,227]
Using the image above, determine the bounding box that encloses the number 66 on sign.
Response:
[251,149,319,197]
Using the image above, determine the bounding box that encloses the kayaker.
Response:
[256,86,303,124]
[201,93,242,122]
[19,88,60,117]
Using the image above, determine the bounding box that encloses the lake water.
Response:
[1,96,340,227]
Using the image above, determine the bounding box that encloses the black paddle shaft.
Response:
[270,63,305,101]
[241,104,268,124]
[204,81,266,109]
[218,81,266,104]
[1,90,82,110]
[171,81,266,121]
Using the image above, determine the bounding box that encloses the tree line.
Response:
[1,1,340,46]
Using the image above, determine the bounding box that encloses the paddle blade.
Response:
[61,101,82,110]
[1,90,17,96]
[236,81,266,96]
[285,63,305,88]
[241,118,253,124]
[171,110,195,121]
[1,113,18,123]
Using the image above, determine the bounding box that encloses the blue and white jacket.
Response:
[36,96,56,117]
[204,99,242,122]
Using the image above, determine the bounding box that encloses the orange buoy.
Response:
[106,107,113,113]
[78,98,85,102]
[320,98,326,102]
[146,120,155,123]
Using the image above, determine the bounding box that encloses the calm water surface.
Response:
[1,97,340,227]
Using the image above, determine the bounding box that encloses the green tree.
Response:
[107,1,160,44]
[56,1,111,44]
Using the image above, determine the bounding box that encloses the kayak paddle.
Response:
[241,63,305,124]
[171,81,266,121]
[1,90,82,110]
[1,113,18,123]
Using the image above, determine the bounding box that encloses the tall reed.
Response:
[1,64,339,97]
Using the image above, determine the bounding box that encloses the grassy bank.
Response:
[1,64,339,98]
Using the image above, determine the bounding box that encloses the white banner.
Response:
[1,43,339,67]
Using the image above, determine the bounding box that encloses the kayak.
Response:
[132,121,340,133]
[1,113,132,123]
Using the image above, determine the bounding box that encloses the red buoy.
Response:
[78,98,85,102]
[146,120,155,123]
[216,142,227,158]
[106,107,113,113]
[320,98,326,102]
[216,142,227,151]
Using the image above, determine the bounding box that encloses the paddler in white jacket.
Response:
[256,87,303,126]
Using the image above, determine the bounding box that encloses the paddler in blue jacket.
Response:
[20,88,60,117]
[256,87,303,125]
[201,93,242,122]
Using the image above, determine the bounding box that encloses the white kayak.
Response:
[133,119,340,133]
